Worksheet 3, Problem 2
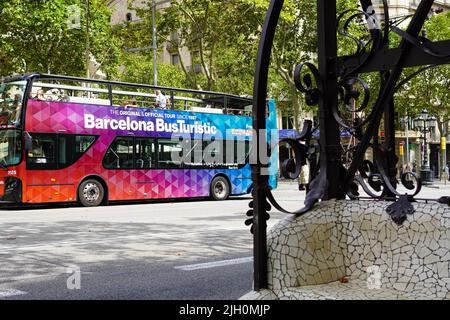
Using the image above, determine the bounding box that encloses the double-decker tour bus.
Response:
[0,73,277,206]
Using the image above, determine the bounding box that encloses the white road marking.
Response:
[0,289,27,298]
[175,256,253,271]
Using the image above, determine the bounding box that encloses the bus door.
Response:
[24,133,73,203]
[24,133,98,203]
[103,136,137,200]
[133,137,157,199]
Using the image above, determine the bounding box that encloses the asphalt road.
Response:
[0,182,447,300]
[0,184,305,300]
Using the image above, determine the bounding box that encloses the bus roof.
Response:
[1,73,253,109]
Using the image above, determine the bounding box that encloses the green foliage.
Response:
[394,11,450,136]
[111,3,189,88]
[134,0,360,129]
[156,0,258,92]
[115,51,186,88]
[0,0,120,78]
[2,0,447,137]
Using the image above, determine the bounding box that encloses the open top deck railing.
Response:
[2,73,253,116]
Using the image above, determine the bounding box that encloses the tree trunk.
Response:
[290,81,301,131]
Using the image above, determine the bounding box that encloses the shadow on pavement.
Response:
[0,196,252,211]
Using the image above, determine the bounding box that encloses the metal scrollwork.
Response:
[280,138,308,180]
[263,120,322,217]
[333,76,372,131]
[372,145,422,197]
[401,171,422,193]
[348,144,423,205]
[245,120,317,230]
[294,63,322,106]
[336,4,386,76]
[339,77,370,113]
[358,160,384,195]
[337,9,379,55]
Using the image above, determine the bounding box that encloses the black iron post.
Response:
[317,0,342,199]
[251,0,284,291]
[170,90,175,110]
[224,96,228,114]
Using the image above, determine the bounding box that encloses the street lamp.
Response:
[400,113,411,171]
[413,109,437,184]
[124,0,172,85]
[152,0,157,86]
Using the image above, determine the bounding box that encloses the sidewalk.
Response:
[423,179,450,189]
[277,178,450,190]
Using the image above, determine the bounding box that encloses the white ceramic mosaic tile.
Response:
[241,200,450,300]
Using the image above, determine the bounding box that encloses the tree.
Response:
[266,0,318,130]
[115,51,187,88]
[234,0,358,130]
[110,3,189,88]
[126,0,257,93]
[0,0,119,78]
[394,10,450,139]
[116,0,359,110]
[164,0,222,91]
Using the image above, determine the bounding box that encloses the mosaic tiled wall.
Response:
[241,200,450,300]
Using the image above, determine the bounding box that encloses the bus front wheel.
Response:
[210,176,230,201]
[78,179,104,207]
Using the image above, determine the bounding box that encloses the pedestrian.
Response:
[125,100,138,108]
[154,90,167,109]
[444,162,450,180]
[34,89,46,101]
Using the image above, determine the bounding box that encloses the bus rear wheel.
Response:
[210,176,230,201]
[78,179,104,207]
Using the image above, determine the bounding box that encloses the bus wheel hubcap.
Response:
[214,181,226,198]
[83,183,100,202]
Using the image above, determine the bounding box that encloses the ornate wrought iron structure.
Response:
[250,0,450,291]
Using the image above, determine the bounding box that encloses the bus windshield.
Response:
[0,81,27,127]
[0,130,22,167]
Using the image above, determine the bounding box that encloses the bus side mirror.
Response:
[24,131,32,151]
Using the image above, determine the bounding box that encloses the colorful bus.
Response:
[0,73,277,206]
